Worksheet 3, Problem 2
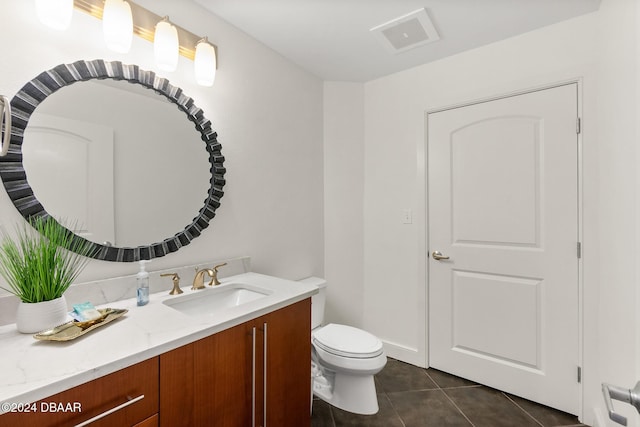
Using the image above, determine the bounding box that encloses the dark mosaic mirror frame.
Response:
[0,59,225,262]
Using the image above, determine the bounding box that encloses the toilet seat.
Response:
[313,323,383,359]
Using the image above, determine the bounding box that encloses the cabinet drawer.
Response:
[1,357,159,427]
[133,413,158,427]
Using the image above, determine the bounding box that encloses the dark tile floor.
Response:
[311,358,589,427]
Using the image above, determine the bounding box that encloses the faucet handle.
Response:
[211,263,227,286]
[161,273,183,295]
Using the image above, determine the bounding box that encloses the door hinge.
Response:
[577,242,582,259]
[576,117,581,134]
[577,366,582,383]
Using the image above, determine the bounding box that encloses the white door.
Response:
[23,113,115,245]
[428,84,580,414]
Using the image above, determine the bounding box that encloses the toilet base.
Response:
[312,368,379,415]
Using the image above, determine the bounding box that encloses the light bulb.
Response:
[154,18,179,72]
[103,0,133,53]
[35,0,73,31]
[194,38,216,87]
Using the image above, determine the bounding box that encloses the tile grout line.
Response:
[440,384,484,390]
[384,385,482,396]
[440,388,478,427]
[423,369,444,392]
[374,371,407,427]
[425,370,476,427]
[382,391,408,427]
[374,361,582,427]
[502,392,544,427]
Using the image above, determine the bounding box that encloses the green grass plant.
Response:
[0,217,95,303]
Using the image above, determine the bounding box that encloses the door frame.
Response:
[419,78,584,417]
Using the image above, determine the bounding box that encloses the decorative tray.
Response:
[34,308,128,341]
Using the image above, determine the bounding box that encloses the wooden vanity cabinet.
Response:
[0,299,310,427]
[160,298,311,427]
[0,357,159,427]
[159,318,253,426]
[261,298,312,426]
[134,414,159,427]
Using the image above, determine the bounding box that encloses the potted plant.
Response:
[0,217,95,333]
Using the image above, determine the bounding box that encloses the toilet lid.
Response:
[313,324,384,358]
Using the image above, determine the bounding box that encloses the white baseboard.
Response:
[382,339,426,368]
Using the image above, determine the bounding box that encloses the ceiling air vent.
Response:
[370,8,440,54]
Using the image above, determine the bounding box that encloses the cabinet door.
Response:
[262,298,311,427]
[193,321,253,427]
[159,299,311,427]
[160,322,253,427]
[159,342,195,426]
[0,357,158,427]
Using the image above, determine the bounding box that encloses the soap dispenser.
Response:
[137,260,150,306]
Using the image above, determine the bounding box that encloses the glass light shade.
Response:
[194,40,217,87]
[154,20,179,72]
[102,0,133,53]
[35,0,73,31]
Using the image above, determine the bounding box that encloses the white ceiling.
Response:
[193,0,601,82]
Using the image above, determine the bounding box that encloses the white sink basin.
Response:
[163,282,272,317]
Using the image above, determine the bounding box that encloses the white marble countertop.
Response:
[0,272,317,413]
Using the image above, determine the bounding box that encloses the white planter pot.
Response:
[16,295,69,334]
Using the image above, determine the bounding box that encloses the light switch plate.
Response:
[402,209,413,224]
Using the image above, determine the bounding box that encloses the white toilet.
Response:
[299,277,387,415]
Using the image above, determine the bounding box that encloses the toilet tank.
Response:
[298,277,327,329]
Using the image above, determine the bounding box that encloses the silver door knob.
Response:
[432,251,450,260]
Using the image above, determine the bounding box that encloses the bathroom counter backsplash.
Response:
[0,259,318,412]
[0,257,252,327]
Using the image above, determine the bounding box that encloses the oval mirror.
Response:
[0,60,226,262]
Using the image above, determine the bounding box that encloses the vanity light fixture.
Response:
[102,0,133,53]
[154,17,179,72]
[35,0,74,31]
[194,37,217,87]
[34,0,218,87]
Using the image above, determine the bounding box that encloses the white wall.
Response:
[0,0,324,289]
[323,82,364,327]
[362,10,600,366]
[345,0,638,424]
[593,0,638,425]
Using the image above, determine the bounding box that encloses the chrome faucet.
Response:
[192,268,215,290]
